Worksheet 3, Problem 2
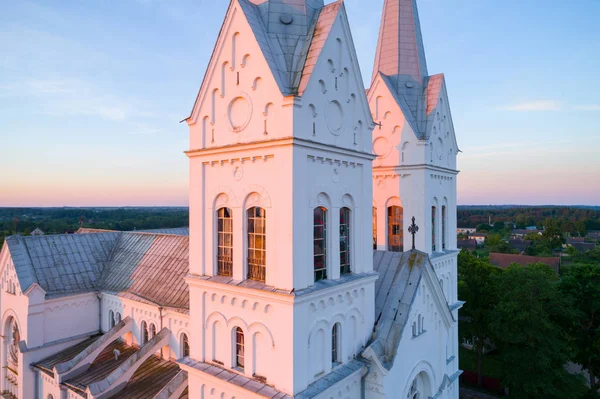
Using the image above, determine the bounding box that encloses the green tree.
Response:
[489,264,585,399]
[560,264,600,392]
[458,250,501,386]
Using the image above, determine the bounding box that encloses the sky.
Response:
[1,0,599,207]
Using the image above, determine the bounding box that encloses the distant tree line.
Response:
[458,206,600,234]
[0,207,189,247]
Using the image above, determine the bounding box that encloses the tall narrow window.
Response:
[340,207,351,275]
[314,207,328,281]
[235,327,245,370]
[181,333,190,357]
[373,207,377,250]
[432,206,437,252]
[141,321,148,344]
[115,312,121,324]
[387,206,404,252]
[109,310,115,329]
[217,207,233,276]
[332,323,341,364]
[149,323,156,339]
[442,206,446,250]
[247,207,266,282]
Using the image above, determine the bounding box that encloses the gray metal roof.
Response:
[366,250,432,370]
[5,231,189,308]
[5,233,119,297]
[99,233,189,310]
[136,227,189,236]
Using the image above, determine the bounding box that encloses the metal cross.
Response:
[408,217,419,250]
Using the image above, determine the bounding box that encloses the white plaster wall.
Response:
[188,281,295,394]
[101,294,190,359]
[293,9,372,153]
[41,293,99,344]
[294,277,376,391]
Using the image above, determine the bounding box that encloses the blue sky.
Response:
[1,0,599,206]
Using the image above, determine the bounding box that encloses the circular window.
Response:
[227,95,252,132]
[326,100,344,135]
[373,137,392,158]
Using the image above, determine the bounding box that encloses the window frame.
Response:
[247,207,267,282]
[181,333,190,358]
[140,321,148,345]
[339,207,351,275]
[217,207,233,277]
[313,206,328,282]
[235,327,245,370]
[387,206,404,252]
[332,323,341,365]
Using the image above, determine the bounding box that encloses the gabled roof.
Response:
[4,231,190,309]
[364,250,453,370]
[188,0,352,121]
[99,233,189,310]
[297,1,343,95]
[5,233,119,297]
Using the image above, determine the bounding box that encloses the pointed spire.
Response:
[371,0,428,86]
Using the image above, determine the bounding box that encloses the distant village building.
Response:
[489,253,560,274]
[586,231,600,241]
[512,229,543,238]
[30,228,44,236]
[457,228,476,235]
[0,0,462,398]
[469,232,487,246]
[570,242,597,252]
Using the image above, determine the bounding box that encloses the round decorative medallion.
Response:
[279,13,293,25]
[373,137,392,158]
[332,168,340,183]
[325,100,344,135]
[233,166,244,181]
[227,94,252,132]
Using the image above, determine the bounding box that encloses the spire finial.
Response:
[371,0,428,85]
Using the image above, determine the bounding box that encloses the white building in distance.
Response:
[0,0,461,398]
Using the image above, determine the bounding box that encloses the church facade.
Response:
[0,0,461,398]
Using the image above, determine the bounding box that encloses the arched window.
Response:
[108,310,115,329]
[181,333,190,357]
[432,206,437,252]
[140,321,148,345]
[313,207,328,281]
[387,206,403,252]
[115,312,121,324]
[332,323,341,365]
[149,323,156,339]
[235,327,245,370]
[48,395,55,399]
[217,207,233,276]
[412,322,417,337]
[442,206,447,250]
[247,207,266,282]
[340,207,351,275]
[372,207,377,250]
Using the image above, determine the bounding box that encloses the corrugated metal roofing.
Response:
[99,233,189,310]
[34,335,102,377]
[109,356,181,399]
[367,250,429,370]
[6,233,119,296]
[6,231,189,309]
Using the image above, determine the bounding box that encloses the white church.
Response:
[0,0,462,398]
